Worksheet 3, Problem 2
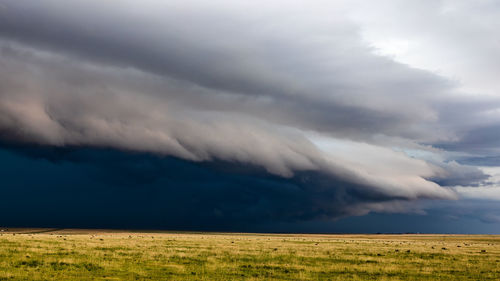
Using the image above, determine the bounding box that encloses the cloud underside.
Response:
[0,146,429,229]
[0,0,497,224]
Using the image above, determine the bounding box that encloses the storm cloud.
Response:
[0,0,499,230]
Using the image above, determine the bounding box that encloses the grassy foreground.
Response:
[0,229,499,280]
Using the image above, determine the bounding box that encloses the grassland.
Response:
[0,229,499,280]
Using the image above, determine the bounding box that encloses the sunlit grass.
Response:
[0,230,499,280]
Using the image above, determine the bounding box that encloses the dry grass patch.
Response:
[0,231,498,280]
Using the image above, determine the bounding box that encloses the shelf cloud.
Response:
[0,0,499,230]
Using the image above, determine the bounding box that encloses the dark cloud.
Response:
[0,39,456,202]
[0,145,412,230]
[0,0,499,231]
[427,161,489,187]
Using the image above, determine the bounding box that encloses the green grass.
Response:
[0,230,499,280]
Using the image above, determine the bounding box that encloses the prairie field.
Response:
[0,229,499,280]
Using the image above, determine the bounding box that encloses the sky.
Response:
[1,0,500,233]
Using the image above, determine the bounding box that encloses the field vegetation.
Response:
[0,229,499,280]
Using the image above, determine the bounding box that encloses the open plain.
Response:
[0,229,499,280]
